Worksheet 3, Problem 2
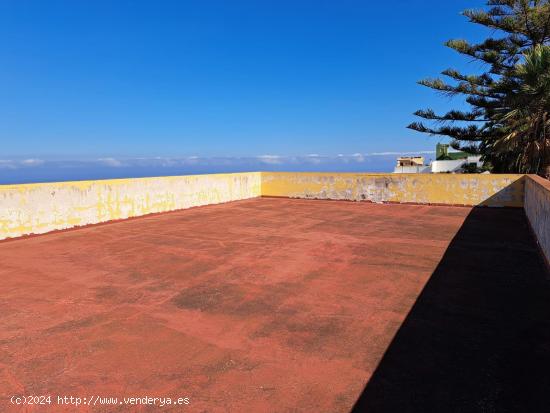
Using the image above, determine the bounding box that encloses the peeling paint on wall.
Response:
[0,171,530,241]
[260,172,525,207]
[0,172,261,240]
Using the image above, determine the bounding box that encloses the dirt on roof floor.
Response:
[1,198,549,412]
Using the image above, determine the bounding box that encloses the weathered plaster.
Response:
[261,172,525,207]
[0,172,261,240]
[0,172,532,241]
[524,175,550,266]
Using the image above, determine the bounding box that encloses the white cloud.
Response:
[301,154,323,164]
[257,155,283,165]
[158,158,178,167]
[351,153,365,162]
[368,151,435,156]
[0,160,17,169]
[0,159,46,169]
[97,157,124,167]
[20,158,45,166]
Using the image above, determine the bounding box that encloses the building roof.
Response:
[0,198,548,411]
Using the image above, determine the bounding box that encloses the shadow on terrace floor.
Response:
[352,207,550,413]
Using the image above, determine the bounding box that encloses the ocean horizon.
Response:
[0,152,435,184]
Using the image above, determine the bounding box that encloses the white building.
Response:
[394,156,431,173]
[430,155,483,173]
[394,144,483,174]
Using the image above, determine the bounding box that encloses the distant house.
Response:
[394,156,431,173]
[431,143,483,173]
[393,143,483,174]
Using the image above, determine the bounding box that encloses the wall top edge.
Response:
[0,171,530,190]
[0,171,262,190]
[260,171,526,178]
[526,174,550,190]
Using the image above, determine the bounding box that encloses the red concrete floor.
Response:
[0,198,549,412]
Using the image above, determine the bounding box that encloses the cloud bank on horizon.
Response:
[0,151,436,184]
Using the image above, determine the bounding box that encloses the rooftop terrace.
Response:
[1,173,549,412]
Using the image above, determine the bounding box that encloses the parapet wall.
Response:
[524,175,550,267]
[0,172,533,241]
[0,172,261,240]
[261,172,525,207]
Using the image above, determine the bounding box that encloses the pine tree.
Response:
[408,0,550,175]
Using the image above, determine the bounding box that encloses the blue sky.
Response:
[0,1,487,182]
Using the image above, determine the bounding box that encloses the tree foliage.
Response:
[492,45,550,173]
[408,0,550,175]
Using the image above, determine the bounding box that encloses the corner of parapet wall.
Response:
[524,175,550,271]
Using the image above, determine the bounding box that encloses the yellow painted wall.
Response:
[0,171,529,240]
[261,172,525,207]
[0,172,261,240]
